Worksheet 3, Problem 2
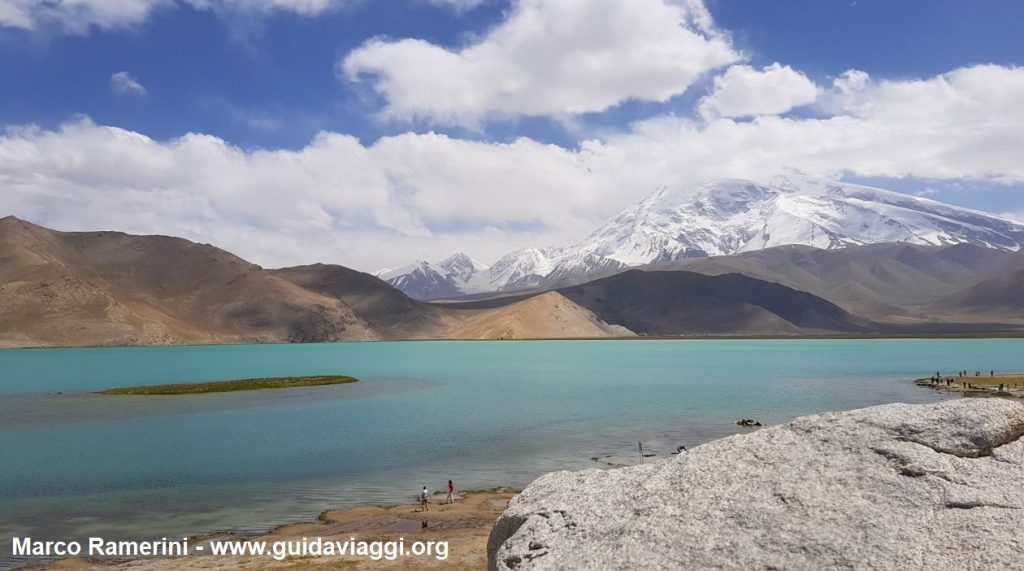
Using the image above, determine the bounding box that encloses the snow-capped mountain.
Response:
[384,176,1024,300]
[378,253,490,300]
[576,176,1024,263]
[485,248,553,291]
[437,252,487,282]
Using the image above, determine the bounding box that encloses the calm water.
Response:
[1,339,1019,567]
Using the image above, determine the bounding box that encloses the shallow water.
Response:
[1,338,1018,567]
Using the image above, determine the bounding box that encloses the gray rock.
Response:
[488,399,1024,570]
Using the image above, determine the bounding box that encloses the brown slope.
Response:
[270,263,448,336]
[272,264,626,339]
[556,269,870,336]
[445,291,627,339]
[949,269,1024,311]
[937,250,1024,318]
[0,216,375,347]
[659,243,1016,321]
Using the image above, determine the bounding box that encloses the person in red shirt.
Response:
[446,480,455,504]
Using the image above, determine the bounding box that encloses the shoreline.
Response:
[19,489,518,571]
[914,373,1024,399]
[5,332,1024,351]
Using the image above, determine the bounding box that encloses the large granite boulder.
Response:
[488,399,1024,570]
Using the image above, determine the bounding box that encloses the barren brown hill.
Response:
[270,263,448,336]
[0,218,624,347]
[4,216,1020,348]
[557,269,871,336]
[658,243,1019,322]
[272,264,624,340]
[937,250,1024,317]
[446,291,629,339]
[0,216,374,347]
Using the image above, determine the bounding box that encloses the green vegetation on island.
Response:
[99,375,358,395]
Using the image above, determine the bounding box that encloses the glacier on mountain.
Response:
[383,176,1024,300]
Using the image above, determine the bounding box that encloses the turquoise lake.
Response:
[2,339,1021,567]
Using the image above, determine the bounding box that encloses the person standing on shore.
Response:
[446,480,455,504]
[420,486,429,511]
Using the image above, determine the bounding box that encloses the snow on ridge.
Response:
[383,175,1024,299]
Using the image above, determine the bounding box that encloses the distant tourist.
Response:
[446,480,455,504]
[420,486,429,511]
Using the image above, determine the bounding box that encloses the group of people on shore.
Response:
[930,369,995,382]
[418,479,456,511]
[927,369,1016,392]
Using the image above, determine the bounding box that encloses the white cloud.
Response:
[0,120,611,270]
[586,64,1024,191]
[0,0,358,33]
[425,0,486,12]
[0,0,172,33]
[183,0,348,17]
[0,1,33,28]
[340,0,740,127]
[3,64,1024,271]
[697,63,819,119]
[110,71,148,96]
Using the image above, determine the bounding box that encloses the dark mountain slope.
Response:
[270,263,448,335]
[660,243,1017,320]
[557,269,870,335]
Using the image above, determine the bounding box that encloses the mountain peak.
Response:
[439,252,489,271]
[577,176,1024,265]
[382,176,1024,300]
[0,215,30,227]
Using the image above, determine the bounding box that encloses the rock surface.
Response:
[488,399,1024,570]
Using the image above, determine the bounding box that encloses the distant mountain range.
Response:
[2,199,1023,348]
[0,216,626,347]
[382,176,1024,300]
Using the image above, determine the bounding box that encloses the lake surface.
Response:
[2,339,1019,567]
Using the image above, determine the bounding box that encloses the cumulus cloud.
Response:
[340,0,740,127]
[0,0,358,34]
[0,120,611,269]
[0,0,172,33]
[697,63,819,119]
[110,71,147,96]
[3,64,1024,270]
[589,64,1024,193]
[425,0,486,12]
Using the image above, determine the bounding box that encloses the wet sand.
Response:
[25,490,518,571]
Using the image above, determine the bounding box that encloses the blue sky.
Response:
[1,0,1023,269]
[3,0,1022,149]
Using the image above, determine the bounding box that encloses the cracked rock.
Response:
[488,399,1024,570]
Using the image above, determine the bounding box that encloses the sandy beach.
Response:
[23,490,517,571]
